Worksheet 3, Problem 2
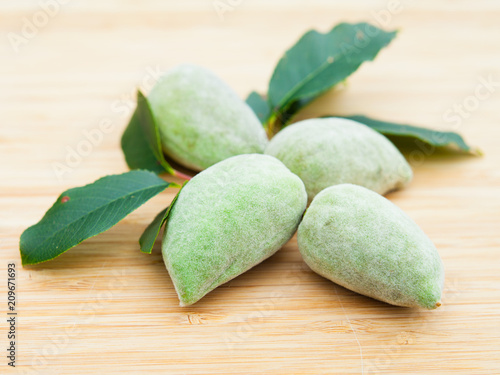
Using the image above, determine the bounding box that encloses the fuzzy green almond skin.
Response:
[265,117,413,202]
[148,64,269,171]
[162,154,307,306]
[298,184,444,309]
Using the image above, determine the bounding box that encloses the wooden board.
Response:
[1,1,499,373]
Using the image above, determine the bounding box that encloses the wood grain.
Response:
[1,1,499,374]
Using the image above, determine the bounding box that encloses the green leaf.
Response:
[139,183,184,254]
[245,91,271,125]
[121,91,174,174]
[139,207,169,254]
[121,105,165,174]
[339,115,481,154]
[20,171,174,265]
[268,22,397,116]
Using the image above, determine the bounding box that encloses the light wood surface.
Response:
[1,1,500,374]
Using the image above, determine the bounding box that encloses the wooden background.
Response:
[1,0,499,374]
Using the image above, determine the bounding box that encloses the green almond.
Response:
[148,64,269,171]
[266,117,413,202]
[298,184,444,309]
[162,154,307,306]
